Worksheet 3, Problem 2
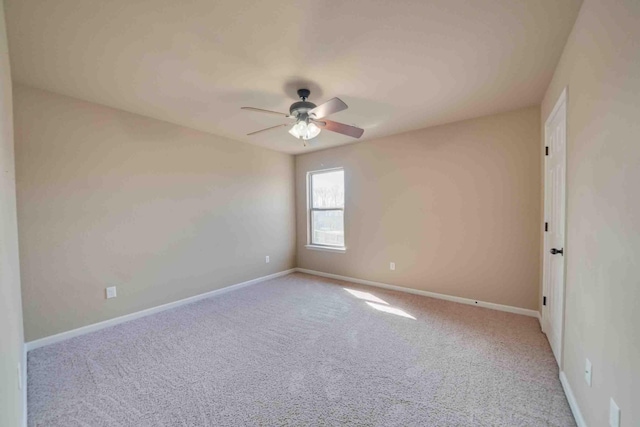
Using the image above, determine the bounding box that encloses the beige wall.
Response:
[541,0,640,425]
[14,85,296,342]
[296,107,541,310]
[0,1,26,426]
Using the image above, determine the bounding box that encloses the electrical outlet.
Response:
[585,358,592,386]
[106,286,117,299]
[265,256,270,264]
[390,262,396,271]
[609,398,620,427]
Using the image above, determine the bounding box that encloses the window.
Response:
[308,168,345,249]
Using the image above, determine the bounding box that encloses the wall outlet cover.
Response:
[390,262,396,271]
[265,256,270,263]
[106,286,117,299]
[585,358,592,386]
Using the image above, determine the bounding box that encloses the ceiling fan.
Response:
[241,89,364,144]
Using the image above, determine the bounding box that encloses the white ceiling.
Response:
[5,0,582,154]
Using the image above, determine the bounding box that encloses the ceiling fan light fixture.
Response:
[288,121,321,140]
[242,89,363,142]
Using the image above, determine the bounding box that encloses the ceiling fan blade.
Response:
[247,123,289,136]
[241,107,292,118]
[313,119,364,139]
[308,97,348,119]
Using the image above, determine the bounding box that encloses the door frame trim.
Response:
[542,86,568,368]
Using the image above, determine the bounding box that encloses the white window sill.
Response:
[305,245,346,253]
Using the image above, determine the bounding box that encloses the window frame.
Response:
[306,167,346,251]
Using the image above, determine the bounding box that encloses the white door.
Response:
[542,88,567,366]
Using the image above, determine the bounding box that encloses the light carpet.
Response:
[28,273,576,426]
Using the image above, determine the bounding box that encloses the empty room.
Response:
[1,0,638,426]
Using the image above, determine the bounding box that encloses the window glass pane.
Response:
[311,210,344,246]
[311,170,344,208]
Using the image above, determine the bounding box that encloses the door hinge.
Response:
[545,222,548,232]
[543,296,547,306]
[545,146,549,156]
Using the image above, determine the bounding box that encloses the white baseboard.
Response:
[24,267,538,350]
[295,268,539,318]
[25,269,296,351]
[560,371,587,427]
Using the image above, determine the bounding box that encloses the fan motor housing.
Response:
[289,101,317,117]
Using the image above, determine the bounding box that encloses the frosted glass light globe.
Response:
[289,121,321,140]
